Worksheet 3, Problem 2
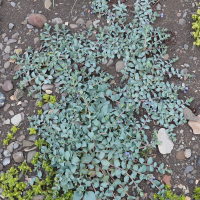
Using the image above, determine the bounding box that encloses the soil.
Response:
[0,0,200,199]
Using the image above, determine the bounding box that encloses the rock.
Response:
[27,24,34,29]
[42,84,53,91]
[197,157,200,166]
[156,3,161,10]
[4,119,10,125]
[17,135,25,142]
[69,24,78,29]
[14,65,23,71]
[179,19,186,25]
[7,142,14,153]
[188,115,200,134]
[4,61,10,69]
[11,32,19,39]
[149,193,154,200]
[14,89,24,101]
[176,150,185,160]
[189,180,194,184]
[27,150,37,163]
[0,0,2,6]
[3,157,10,166]
[45,90,52,94]
[76,18,85,26]
[162,175,171,187]
[0,43,3,50]
[11,113,22,126]
[157,128,174,154]
[2,80,13,91]
[184,44,189,50]
[107,59,114,67]
[163,54,169,60]
[184,149,191,158]
[28,14,47,28]
[13,143,19,149]
[10,2,16,7]
[0,164,3,171]
[0,92,5,107]
[13,152,24,163]
[52,18,63,25]
[4,103,10,111]
[88,31,96,41]
[183,107,199,122]
[32,195,45,200]
[3,150,11,157]
[4,46,10,53]
[93,20,100,28]
[7,39,17,44]
[34,37,39,44]
[29,135,37,141]
[185,196,191,200]
[9,23,14,29]
[86,20,92,29]
[116,61,125,72]
[42,103,49,111]
[184,165,194,174]
[23,140,34,147]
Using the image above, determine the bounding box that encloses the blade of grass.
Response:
[70,0,78,14]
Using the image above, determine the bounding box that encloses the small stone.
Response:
[86,20,92,29]
[3,157,10,166]
[9,23,14,29]
[4,46,11,53]
[183,107,199,122]
[32,195,45,200]
[4,119,10,125]
[0,43,3,50]
[11,32,19,39]
[184,149,191,158]
[42,84,53,91]
[0,164,3,171]
[76,18,85,26]
[17,135,25,142]
[156,3,161,10]
[188,115,200,134]
[184,44,189,50]
[2,80,13,91]
[7,39,17,44]
[11,113,22,126]
[157,128,174,154]
[7,142,14,153]
[162,175,171,187]
[189,180,194,185]
[34,37,39,44]
[197,157,200,166]
[42,103,49,111]
[13,143,19,149]
[28,14,47,28]
[23,140,34,147]
[69,24,78,29]
[116,61,126,72]
[29,135,37,141]
[176,150,185,160]
[27,24,34,29]
[93,20,100,28]
[52,18,63,25]
[179,19,186,25]
[27,150,37,163]
[177,13,181,17]
[107,59,114,67]
[4,103,10,111]
[0,92,5,107]
[45,90,52,94]
[184,165,194,174]
[3,150,11,157]
[13,152,24,163]
[10,2,16,7]
[163,54,169,60]
[14,89,24,101]
[4,61,10,69]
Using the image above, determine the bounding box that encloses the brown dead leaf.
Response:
[9,59,16,63]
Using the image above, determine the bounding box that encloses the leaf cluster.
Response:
[192,4,200,46]
[3,126,19,145]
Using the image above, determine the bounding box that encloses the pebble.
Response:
[7,142,14,153]
[11,32,19,39]
[7,39,17,44]
[27,24,34,29]
[3,157,10,166]
[17,135,25,142]
[197,157,200,166]
[4,103,10,111]
[4,61,10,69]
[4,119,10,125]
[13,143,19,149]
[27,150,37,163]
[93,20,100,28]
[0,92,5,107]
[188,115,200,134]
[52,18,63,25]
[179,19,186,25]
[157,128,174,154]
[86,20,92,29]
[184,165,194,174]
[0,43,3,50]
[69,24,78,29]
[189,180,194,185]
[184,149,191,158]
[177,13,181,17]
[0,164,3,171]
[11,113,22,126]
[42,103,49,111]
[2,80,13,91]
[42,84,53,91]
[28,14,47,28]
[10,2,16,7]
[76,18,85,26]
[23,140,34,147]
[14,89,24,101]
[176,150,185,160]
[3,150,11,157]
[13,152,24,163]
[184,44,188,50]
[183,107,199,122]
[32,195,46,200]
[156,3,161,10]
[9,23,14,29]
[163,54,169,60]
[107,59,114,67]
[4,46,11,53]
[29,135,37,141]
[116,61,125,72]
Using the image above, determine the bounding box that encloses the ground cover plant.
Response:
[11,0,193,199]
[192,2,200,46]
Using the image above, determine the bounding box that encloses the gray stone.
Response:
[10,2,16,7]
[116,61,125,72]
[3,150,11,157]
[184,165,194,174]
[52,18,63,24]
[189,180,194,184]
[3,157,10,166]
[197,157,200,166]
[2,80,13,91]
[42,103,49,111]
[3,54,10,60]
[14,89,24,101]
[179,19,186,25]
[4,61,10,69]
[27,150,37,163]
[93,20,100,28]
[0,92,5,107]
[0,43,3,50]
[0,164,3,171]
[23,140,34,147]
[184,149,191,158]
[107,59,114,67]
[13,152,24,163]
[34,37,39,44]
[7,142,14,153]
[69,24,78,29]
[13,143,19,149]
[157,128,174,154]
[42,84,53,91]
[9,23,14,29]
[7,39,17,44]
[184,44,189,50]
[29,135,37,141]
[11,113,22,126]
[163,54,169,60]
[86,20,92,29]
[32,195,45,200]
[11,32,19,39]
[4,119,10,125]
[156,3,161,10]
[76,18,85,26]
[27,24,34,29]
[183,107,200,122]
[184,63,190,68]
[4,46,11,53]
[17,135,25,142]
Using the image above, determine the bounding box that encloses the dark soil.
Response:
[0,0,200,199]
